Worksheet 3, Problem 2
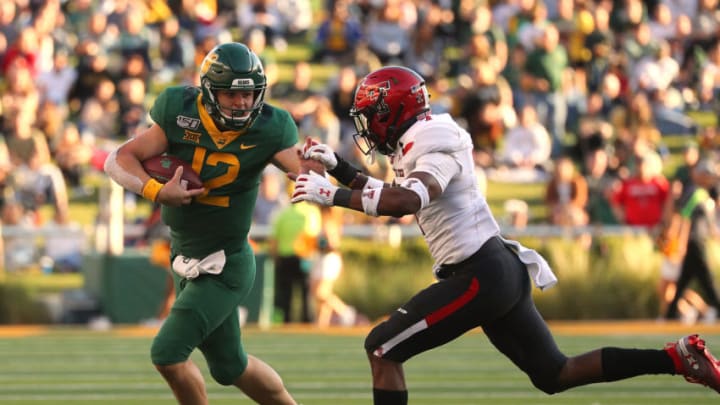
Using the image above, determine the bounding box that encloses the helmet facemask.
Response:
[203,82,265,131]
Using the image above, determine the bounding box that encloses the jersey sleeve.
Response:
[149,88,173,129]
[412,152,460,192]
[274,108,300,150]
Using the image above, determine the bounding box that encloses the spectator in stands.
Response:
[274,61,321,126]
[236,0,288,51]
[610,151,670,229]
[501,43,528,108]
[404,13,445,81]
[311,0,364,64]
[326,66,360,157]
[78,9,117,54]
[574,91,614,162]
[36,47,77,121]
[545,156,589,226]
[276,0,314,41]
[471,2,509,73]
[690,0,720,49]
[245,28,279,93]
[583,147,620,225]
[78,77,120,141]
[68,42,112,114]
[505,0,538,49]
[1,58,39,123]
[116,6,152,70]
[500,104,552,168]
[4,105,69,224]
[458,61,504,166]
[648,3,677,41]
[0,1,19,51]
[364,0,415,64]
[584,5,616,94]
[697,39,720,114]
[613,94,663,174]
[53,122,93,190]
[153,17,193,84]
[517,0,549,51]
[554,0,594,68]
[1,25,39,76]
[521,24,570,158]
[299,96,341,151]
[609,0,645,35]
[117,76,148,139]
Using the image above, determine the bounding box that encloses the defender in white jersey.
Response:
[291,66,720,404]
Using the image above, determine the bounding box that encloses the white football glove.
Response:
[291,171,338,206]
[303,144,338,171]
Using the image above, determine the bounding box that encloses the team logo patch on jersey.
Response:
[177,115,200,130]
[183,130,202,143]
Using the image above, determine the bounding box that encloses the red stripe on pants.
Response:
[425,277,480,326]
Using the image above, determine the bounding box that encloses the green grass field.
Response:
[0,325,718,404]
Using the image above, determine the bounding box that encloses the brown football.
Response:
[142,155,203,190]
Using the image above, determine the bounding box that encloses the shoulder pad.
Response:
[400,114,472,164]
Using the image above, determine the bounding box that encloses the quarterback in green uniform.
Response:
[105,42,300,405]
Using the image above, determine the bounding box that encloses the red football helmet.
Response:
[350,66,431,155]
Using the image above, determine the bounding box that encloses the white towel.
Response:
[172,250,226,280]
[499,236,558,290]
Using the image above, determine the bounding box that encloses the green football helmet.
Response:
[199,42,267,131]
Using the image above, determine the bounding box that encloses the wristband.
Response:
[141,178,164,202]
[328,154,359,186]
[364,176,385,190]
[361,187,382,217]
[333,188,352,207]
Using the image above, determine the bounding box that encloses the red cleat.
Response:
[665,334,720,394]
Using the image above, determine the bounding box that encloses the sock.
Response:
[601,347,676,381]
[372,388,408,405]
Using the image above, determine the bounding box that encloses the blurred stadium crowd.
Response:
[1,0,720,251]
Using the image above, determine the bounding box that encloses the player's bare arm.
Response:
[292,170,441,218]
[271,145,302,175]
[105,123,204,206]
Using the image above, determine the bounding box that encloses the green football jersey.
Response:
[150,86,298,258]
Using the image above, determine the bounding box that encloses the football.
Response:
[142,155,203,190]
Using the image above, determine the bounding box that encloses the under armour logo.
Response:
[319,188,331,197]
[685,354,700,370]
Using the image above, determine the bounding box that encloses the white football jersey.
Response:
[390,114,501,272]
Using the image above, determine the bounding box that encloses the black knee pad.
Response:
[528,373,562,395]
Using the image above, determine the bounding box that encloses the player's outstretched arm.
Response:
[292,171,440,218]
[302,140,377,189]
